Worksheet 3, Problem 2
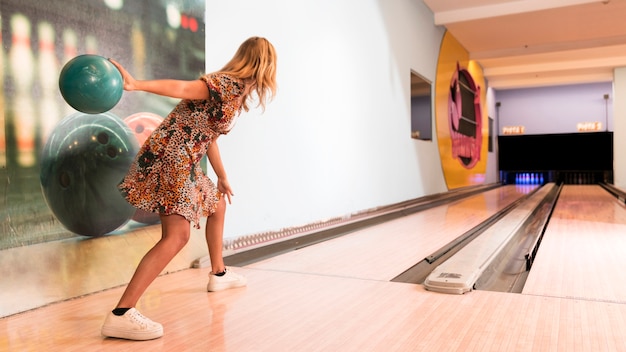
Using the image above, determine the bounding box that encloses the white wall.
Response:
[614,67,626,189]
[485,86,499,183]
[496,82,613,135]
[204,0,447,239]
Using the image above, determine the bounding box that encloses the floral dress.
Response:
[119,73,244,228]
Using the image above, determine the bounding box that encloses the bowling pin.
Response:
[0,13,5,167]
[62,28,77,65]
[37,21,61,143]
[132,21,147,80]
[85,34,98,55]
[62,28,78,115]
[9,14,36,167]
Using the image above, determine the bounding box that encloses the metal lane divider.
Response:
[422,183,557,294]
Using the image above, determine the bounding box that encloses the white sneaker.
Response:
[207,268,247,292]
[101,308,163,340]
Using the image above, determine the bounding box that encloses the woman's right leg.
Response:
[205,196,227,274]
[205,197,247,292]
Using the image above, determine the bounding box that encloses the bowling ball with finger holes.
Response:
[40,112,139,236]
[123,112,164,225]
[59,54,123,114]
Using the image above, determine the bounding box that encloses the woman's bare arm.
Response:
[109,59,209,100]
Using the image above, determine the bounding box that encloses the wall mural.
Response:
[0,0,205,249]
[436,31,488,189]
[449,62,483,169]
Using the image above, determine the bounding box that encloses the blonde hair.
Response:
[219,36,277,112]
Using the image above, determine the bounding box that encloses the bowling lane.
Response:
[523,185,626,302]
[246,185,538,281]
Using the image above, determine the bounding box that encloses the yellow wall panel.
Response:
[435,31,489,189]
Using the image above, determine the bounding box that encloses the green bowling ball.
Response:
[59,55,123,114]
[40,112,139,236]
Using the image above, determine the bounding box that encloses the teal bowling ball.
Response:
[40,112,139,236]
[59,55,123,114]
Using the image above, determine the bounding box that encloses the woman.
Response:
[101,36,277,341]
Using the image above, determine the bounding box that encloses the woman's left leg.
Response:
[116,214,192,308]
[101,214,191,340]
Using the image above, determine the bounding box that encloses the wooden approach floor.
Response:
[2,185,626,351]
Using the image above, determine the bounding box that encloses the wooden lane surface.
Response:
[3,184,626,351]
[523,185,626,302]
[246,185,538,281]
[2,266,625,351]
[0,224,208,318]
[0,184,527,318]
